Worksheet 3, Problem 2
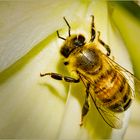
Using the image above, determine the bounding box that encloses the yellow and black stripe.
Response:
[93,68,132,113]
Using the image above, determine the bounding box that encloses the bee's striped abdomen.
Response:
[94,68,132,112]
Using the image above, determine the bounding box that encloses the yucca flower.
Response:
[0,1,139,139]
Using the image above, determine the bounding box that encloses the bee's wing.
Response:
[103,54,140,97]
[90,93,123,129]
[78,72,123,129]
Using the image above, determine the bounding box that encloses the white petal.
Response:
[0,0,84,72]
[0,1,132,139]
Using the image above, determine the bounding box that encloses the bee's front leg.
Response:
[40,72,80,83]
[80,83,90,126]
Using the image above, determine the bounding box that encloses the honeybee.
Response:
[40,15,140,129]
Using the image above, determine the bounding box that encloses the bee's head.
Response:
[57,17,85,58]
[60,34,85,58]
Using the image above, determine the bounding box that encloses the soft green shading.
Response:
[108,2,140,79]
[0,31,68,138]
[0,0,89,72]
[115,1,140,20]
[0,33,56,84]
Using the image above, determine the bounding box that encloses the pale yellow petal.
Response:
[0,0,85,72]
[0,1,133,139]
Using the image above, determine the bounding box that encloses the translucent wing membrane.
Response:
[103,54,140,98]
[78,71,123,129]
[91,94,123,129]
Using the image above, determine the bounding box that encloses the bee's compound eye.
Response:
[73,35,85,47]
[78,35,85,43]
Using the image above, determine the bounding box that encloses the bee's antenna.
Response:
[63,17,71,37]
[56,30,66,40]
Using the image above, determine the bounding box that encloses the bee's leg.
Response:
[90,15,96,42]
[80,83,90,126]
[97,31,111,56]
[40,72,80,83]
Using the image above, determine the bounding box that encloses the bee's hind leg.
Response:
[97,31,111,56]
[80,83,90,126]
